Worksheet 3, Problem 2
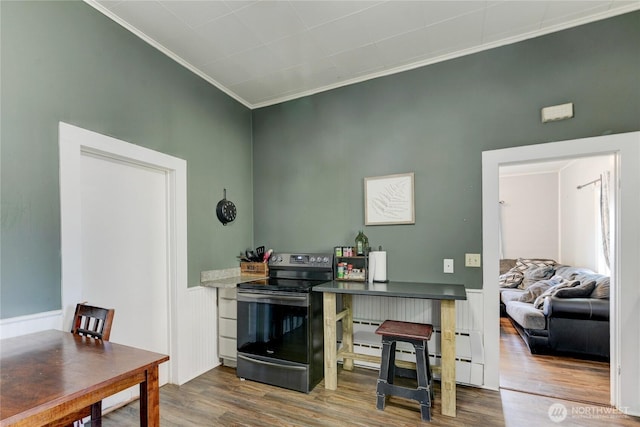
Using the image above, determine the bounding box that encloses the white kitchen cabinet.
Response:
[218,287,237,367]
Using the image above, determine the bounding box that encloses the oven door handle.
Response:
[237,293,308,305]
[237,354,307,371]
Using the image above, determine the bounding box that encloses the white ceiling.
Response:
[89,0,640,109]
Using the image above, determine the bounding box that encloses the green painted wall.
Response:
[2,3,638,319]
[1,1,253,318]
[252,12,640,288]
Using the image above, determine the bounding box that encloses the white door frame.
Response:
[59,122,187,384]
[482,132,640,415]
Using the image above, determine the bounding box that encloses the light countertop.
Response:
[201,275,265,288]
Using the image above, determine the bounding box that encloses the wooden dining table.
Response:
[0,329,169,427]
[314,280,467,418]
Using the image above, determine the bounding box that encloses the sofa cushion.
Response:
[513,258,556,272]
[554,265,595,280]
[501,289,527,305]
[500,258,556,289]
[520,265,556,289]
[555,280,596,298]
[590,275,610,299]
[572,273,610,299]
[506,301,546,330]
[500,259,517,275]
[499,270,524,288]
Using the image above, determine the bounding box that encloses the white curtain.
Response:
[600,171,611,268]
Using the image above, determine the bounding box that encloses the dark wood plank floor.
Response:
[101,362,637,426]
[500,316,610,405]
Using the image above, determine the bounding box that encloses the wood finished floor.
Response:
[499,316,610,405]
[101,360,637,426]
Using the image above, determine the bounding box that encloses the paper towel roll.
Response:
[368,251,387,283]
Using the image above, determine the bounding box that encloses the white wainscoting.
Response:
[1,288,485,388]
[175,285,220,385]
[346,289,485,386]
[1,285,220,387]
[0,310,64,339]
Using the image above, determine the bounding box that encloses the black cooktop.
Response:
[237,277,330,293]
[238,252,334,292]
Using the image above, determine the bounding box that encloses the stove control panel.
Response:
[269,252,333,268]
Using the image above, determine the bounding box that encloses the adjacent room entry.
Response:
[59,122,187,409]
[482,131,640,415]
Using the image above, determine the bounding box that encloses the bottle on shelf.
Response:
[355,230,368,256]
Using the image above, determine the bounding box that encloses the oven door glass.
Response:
[237,291,310,365]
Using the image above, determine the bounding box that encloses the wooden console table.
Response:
[0,330,169,427]
[314,280,467,417]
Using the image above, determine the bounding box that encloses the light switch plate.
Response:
[444,258,454,273]
[465,253,481,267]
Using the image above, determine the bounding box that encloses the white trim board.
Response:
[482,132,640,416]
[0,310,63,339]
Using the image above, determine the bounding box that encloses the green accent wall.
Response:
[1,2,639,319]
[1,1,253,318]
[252,12,640,288]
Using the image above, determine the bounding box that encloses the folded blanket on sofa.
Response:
[533,279,582,309]
[516,276,563,303]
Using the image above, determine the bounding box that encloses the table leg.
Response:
[139,365,160,426]
[323,292,338,390]
[342,294,354,371]
[440,299,456,417]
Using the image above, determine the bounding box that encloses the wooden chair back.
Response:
[71,303,115,341]
[43,304,116,427]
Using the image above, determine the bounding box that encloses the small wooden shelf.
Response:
[334,248,368,282]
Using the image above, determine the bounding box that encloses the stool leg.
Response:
[376,338,396,411]
[387,340,397,385]
[414,341,432,422]
[424,341,434,402]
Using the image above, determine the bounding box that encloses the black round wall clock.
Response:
[216,189,237,225]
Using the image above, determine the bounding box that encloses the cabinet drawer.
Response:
[219,317,237,339]
[219,336,237,359]
[219,297,237,319]
[218,287,237,300]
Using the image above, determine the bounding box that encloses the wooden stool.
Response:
[375,320,434,422]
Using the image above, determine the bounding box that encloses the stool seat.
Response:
[375,320,434,422]
[375,320,433,341]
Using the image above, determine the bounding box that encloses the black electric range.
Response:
[236,252,333,393]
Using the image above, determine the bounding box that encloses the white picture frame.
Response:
[364,172,415,225]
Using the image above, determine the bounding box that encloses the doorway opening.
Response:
[59,122,188,405]
[497,154,613,405]
[482,131,640,414]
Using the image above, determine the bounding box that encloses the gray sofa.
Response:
[499,258,610,359]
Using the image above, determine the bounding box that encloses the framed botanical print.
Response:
[364,172,415,225]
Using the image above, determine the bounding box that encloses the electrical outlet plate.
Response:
[465,253,481,267]
[444,258,454,273]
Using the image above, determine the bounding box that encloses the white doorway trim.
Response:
[59,122,187,385]
[482,132,640,415]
